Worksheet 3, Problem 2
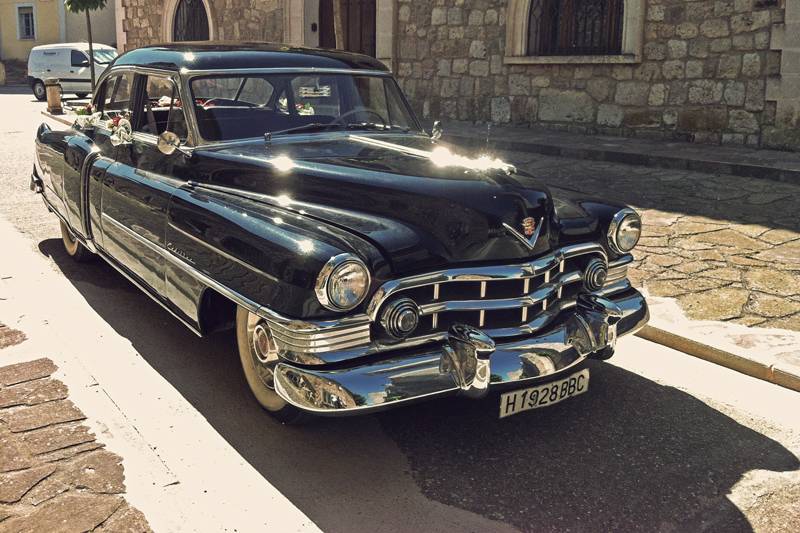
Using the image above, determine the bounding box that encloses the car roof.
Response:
[112,42,390,73]
[32,43,116,52]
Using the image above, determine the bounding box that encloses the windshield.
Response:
[190,73,422,141]
[92,49,118,64]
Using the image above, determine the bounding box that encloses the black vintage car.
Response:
[32,43,648,422]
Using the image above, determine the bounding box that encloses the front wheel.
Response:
[32,80,46,101]
[59,221,93,262]
[236,307,307,424]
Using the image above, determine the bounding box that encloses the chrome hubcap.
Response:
[247,313,279,390]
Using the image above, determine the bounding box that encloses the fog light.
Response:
[584,258,608,292]
[381,298,420,339]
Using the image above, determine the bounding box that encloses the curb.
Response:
[445,133,800,186]
[636,326,800,393]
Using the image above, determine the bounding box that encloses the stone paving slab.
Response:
[444,121,800,185]
[0,358,151,532]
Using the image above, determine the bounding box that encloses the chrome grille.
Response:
[368,243,633,343]
[265,243,633,363]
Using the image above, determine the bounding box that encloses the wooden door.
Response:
[318,0,376,57]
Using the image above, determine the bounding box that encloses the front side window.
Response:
[100,72,134,115]
[135,75,188,141]
[190,73,421,142]
[71,50,89,67]
[528,0,624,56]
[18,6,35,40]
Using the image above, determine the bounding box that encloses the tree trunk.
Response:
[85,10,96,92]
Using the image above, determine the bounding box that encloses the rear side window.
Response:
[135,75,188,141]
[71,50,89,67]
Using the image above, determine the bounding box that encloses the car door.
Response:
[61,71,133,244]
[66,50,92,94]
[100,72,189,297]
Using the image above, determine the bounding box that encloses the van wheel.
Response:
[75,93,88,99]
[32,80,46,101]
[236,307,308,424]
[60,221,93,262]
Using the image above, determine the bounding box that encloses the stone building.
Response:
[119,0,800,150]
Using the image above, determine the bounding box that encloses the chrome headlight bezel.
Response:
[608,208,642,254]
[315,253,371,312]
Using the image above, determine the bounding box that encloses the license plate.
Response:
[499,369,590,419]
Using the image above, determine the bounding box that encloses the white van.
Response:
[27,43,118,101]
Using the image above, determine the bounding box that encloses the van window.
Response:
[100,72,134,115]
[136,75,187,141]
[71,50,90,68]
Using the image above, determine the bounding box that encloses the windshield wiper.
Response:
[344,122,410,133]
[268,122,345,137]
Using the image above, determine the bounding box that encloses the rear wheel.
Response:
[236,307,307,424]
[59,221,93,262]
[32,80,46,101]
[75,92,88,99]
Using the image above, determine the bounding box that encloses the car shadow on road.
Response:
[40,238,800,533]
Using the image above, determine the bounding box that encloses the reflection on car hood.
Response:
[193,133,557,275]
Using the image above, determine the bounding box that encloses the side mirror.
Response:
[431,120,443,141]
[157,131,181,155]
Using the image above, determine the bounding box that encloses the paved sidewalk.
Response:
[0,358,150,532]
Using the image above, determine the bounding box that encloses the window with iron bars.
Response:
[527,0,624,56]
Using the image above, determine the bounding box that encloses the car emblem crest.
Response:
[521,217,537,237]
[502,217,543,252]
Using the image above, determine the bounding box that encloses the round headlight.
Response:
[608,208,642,254]
[315,254,371,312]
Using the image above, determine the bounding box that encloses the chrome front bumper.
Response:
[273,289,648,415]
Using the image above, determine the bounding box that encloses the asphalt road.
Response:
[2,87,799,532]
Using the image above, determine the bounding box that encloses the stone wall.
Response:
[122,0,284,50]
[395,0,788,148]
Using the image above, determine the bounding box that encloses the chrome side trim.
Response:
[102,213,164,257]
[168,223,280,283]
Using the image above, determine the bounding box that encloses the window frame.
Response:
[16,4,36,41]
[133,73,189,142]
[505,0,645,65]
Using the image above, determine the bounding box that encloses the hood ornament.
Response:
[503,217,543,252]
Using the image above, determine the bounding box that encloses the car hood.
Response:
[194,133,556,275]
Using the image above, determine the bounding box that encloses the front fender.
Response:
[166,185,389,320]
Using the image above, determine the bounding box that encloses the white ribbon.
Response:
[109,118,133,146]
[72,112,103,130]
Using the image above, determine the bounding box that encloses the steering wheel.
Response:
[333,108,387,127]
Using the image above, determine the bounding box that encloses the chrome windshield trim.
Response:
[367,243,607,320]
[183,67,392,77]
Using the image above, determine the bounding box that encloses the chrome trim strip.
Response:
[168,223,280,283]
[184,67,391,76]
[102,213,164,257]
